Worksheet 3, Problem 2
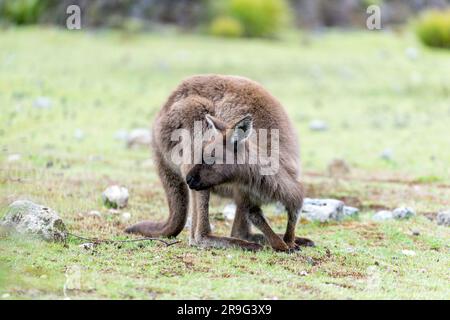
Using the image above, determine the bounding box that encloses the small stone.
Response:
[299,270,308,276]
[126,128,152,148]
[405,47,419,61]
[411,229,420,236]
[401,250,416,256]
[372,210,394,221]
[222,203,236,221]
[40,275,48,279]
[120,212,131,223]
[1,293,11,299]
[309,120,328,132]
[380,148,394,161]
[102,185,129,209]
[74,129,85,141]
[273,202,285,215]
[114,129,129,141]
[0,200,67,242]
[33,96,52,109]
[7,154,21,162]
[343,206,359,217]
[436,211,450,226]
[392,207,415,219]
[345,247,356,253]
[300,198,345,222]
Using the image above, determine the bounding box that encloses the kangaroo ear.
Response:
[231,114,253,144]
[205,114,227,133]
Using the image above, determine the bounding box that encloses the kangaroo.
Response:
[125,74,314,251]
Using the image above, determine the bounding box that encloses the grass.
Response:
[0,26,449,299]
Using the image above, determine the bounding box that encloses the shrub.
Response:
[209,16,243,38]
[415,9,450,49]
[0,0,47,25]
[228,0,289,38]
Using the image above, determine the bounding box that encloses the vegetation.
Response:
[0,0,47,25]
[209,16,244,38]
[0,27,449,299]
[227,0,289,37]
[415,9,450,49]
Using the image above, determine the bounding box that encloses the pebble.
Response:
[102,185,129,209]
[401,250,416,256]
[436,211,450,226]
[222,203,237,221]
[120,212,131,223]
[309,120,328,132]
[380,148,394,161]
[33,96,52,109]
[7,154,21,162]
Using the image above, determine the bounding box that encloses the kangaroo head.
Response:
[185,114,253,191]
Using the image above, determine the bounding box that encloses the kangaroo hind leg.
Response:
[125,154,188,238]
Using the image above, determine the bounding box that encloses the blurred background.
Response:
[0,0,449,33]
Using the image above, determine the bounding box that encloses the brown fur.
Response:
[125,74,314,251]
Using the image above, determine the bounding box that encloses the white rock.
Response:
[1,293,11,299]
[273,202,285,215]
[380,148,394,161]
[114,129,129,141]
[74,129,85,140]
[120,212,131,223]
[343,206,359,217]
[373,207,415,221]
[401,250,416,256]
[392,207,415,219]
[300,198,345,222]
[7,154,21,162]
[299,270,308,276]
[309,120,328,132]
[0,200,67,241]
[222,203,237,221]
[102,185,129,209]
[33,96,52,109]
[372,210,394,221]
[405,47,419,61]
[436,211,450,226]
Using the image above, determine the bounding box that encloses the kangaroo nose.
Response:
[186,175,195,186]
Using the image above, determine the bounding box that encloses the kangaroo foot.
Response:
[292,236,315,247]
[239,233,315,248]
[125,221,163,237]
[193,235,262,251]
